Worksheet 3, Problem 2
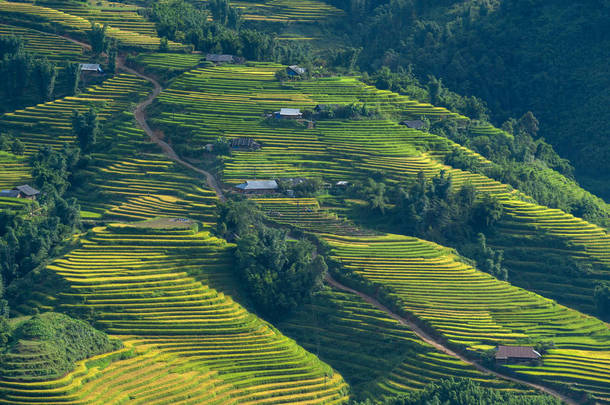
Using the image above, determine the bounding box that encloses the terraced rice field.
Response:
[196,0,344,23]
[134,53,204,73]
[253,198,376,236]
[0,334,240,404]
[152,64,471,186]
[0,73,151,154]
[0,151,30,190]
[324,233,610,403]
[0,23,83,60]
[151,62,610,315]
[279,288,534,400]
[30,223,349,404]
[0,1,184,50]
[35,0,158,37]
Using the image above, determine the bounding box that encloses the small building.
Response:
[399,119,425,130]
[235,180,278,194]
[79,63,104,74]
[1,185,41,200]
[286,65,306,76]
[495,346,541,363]
[205,54,244,64]
[335,181,349,187]
[229,137,261,150]
[274,108,303,119]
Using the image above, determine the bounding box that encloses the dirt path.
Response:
[62,35,225,200]
[118,62,226,201]
[325,274,577,405]
[62,35,92,51]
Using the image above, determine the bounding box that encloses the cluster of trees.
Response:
[0,132,25,156]
[0,145,84,317]
[146,0,311,63]
[326,0,610,199]
[351,377,561,405]
[0,36,58,106]
[434,112,608,225]
[277,178,324,198]
[0,35,84,112]
[217,199,327,320]
[302,103,385,121]
[594,283,610,321]
[364,66,489,121]
[352,171,507,280]
[0,312,120,380]
[72,108,100,152]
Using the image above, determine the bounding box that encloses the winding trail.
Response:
[62,35,225,200]
[64,33,574,404]
[325,274,577,405]
[118,62,225,200]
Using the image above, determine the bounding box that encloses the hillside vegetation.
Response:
[0,0,609,403]
[0,312,120,381]
[325,0,610,200]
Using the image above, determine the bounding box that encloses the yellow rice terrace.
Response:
[0,0,608,403]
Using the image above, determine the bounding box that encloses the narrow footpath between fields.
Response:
[325,274,578,405]
[62,35,225,200]
[64,35,575,404]
[117,62,226,201]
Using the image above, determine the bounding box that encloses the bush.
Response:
[0,312,121,380]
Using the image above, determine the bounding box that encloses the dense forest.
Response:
[324,0,610,199]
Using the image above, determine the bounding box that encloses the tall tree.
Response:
[33,58,57,102]
[87,23,109,56]
[72,108,99,152]
[67,62,80,95]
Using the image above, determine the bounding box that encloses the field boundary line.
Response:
[325,274,577,405]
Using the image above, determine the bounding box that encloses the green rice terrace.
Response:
[0,0,609,403]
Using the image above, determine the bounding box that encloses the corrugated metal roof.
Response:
[287,65,306,75]
[14,184,40,196]
[206,54,234,62]
[401,120,425,129]
[235,180,278,190]
[496,346,541,360]
[79,63,102,72]
[279,108,302,116]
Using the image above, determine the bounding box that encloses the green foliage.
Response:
[67,62,80,95]
[594,282,610,320]
[0,312,121,380]
[334,0,610,198]
[72,108,99,152]
[354,377,561,405]
[212,136,231,156]
[208,0,242,29]
[158,37,169,52]
[32,57,57,102]
[0,146,82,313]
[235,225,327,319]
[277,178,324,198]
[218,199,326,319]
[0,35,59,105]
[147,0,281,61]
[10,139,24,156]
[351,172,506,279]
[216,198,263,241]
[461,233,507,281]
[87,23,109,56]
